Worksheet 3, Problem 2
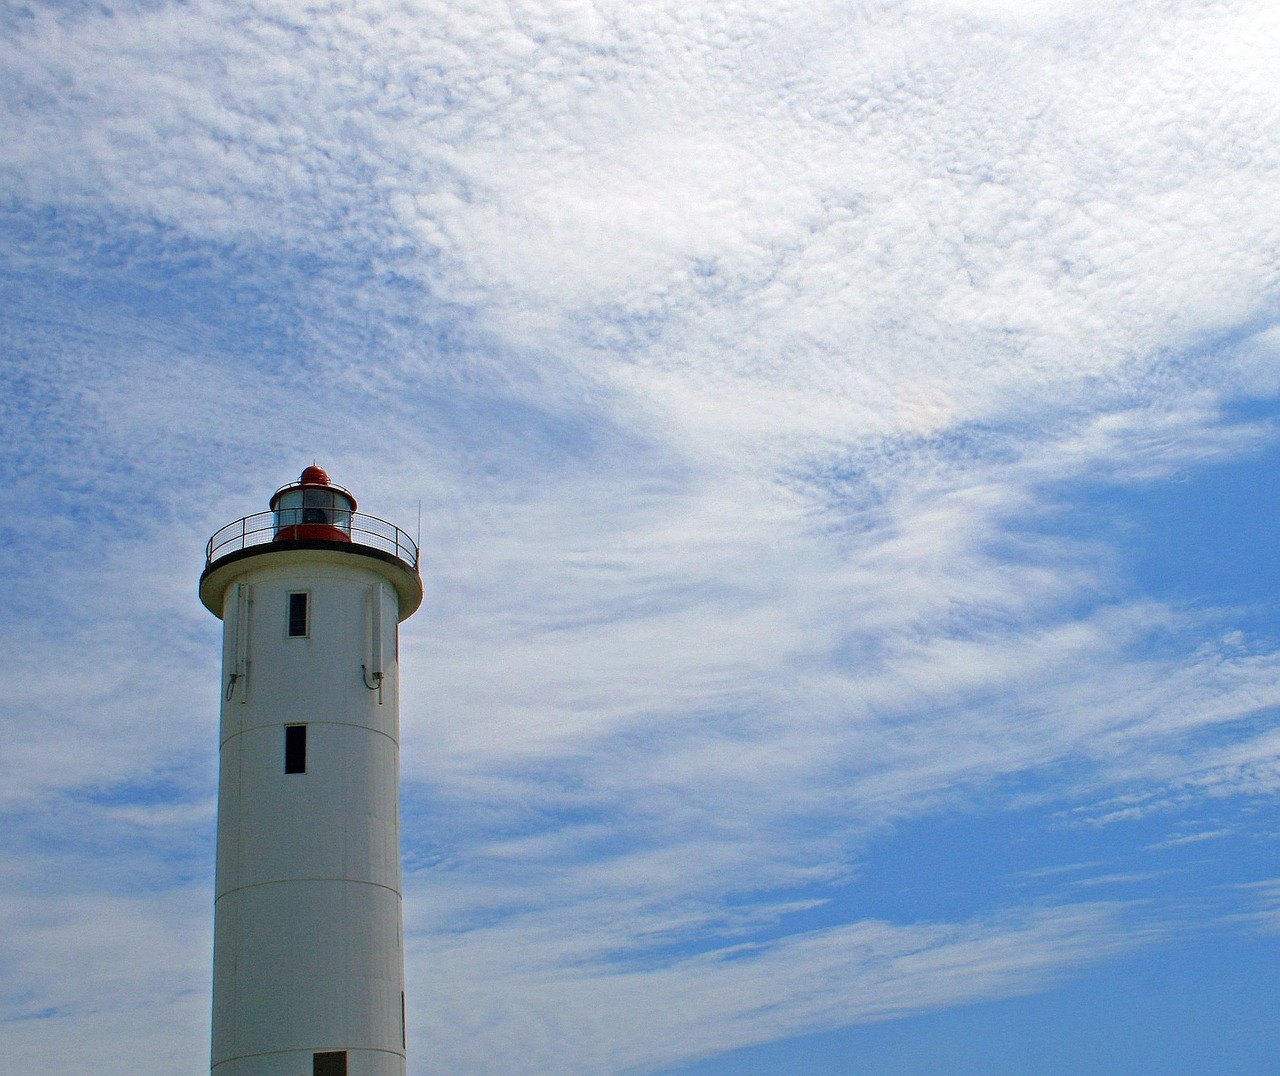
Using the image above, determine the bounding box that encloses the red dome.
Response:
[270,467,356,512]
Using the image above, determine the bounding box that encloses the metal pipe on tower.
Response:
[200,467,423,1076]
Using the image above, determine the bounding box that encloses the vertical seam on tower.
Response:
[231,699,244,1057]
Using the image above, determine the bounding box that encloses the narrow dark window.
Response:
[284,724,307,774]
[401,990,407,1048]
[313,1052,347,1076]
[287,592,309,637]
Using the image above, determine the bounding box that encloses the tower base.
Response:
[212,1047,406,1075]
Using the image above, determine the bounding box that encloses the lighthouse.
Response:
[200,467,422,1076]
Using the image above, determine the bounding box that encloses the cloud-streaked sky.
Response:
[3,0,1280,1072]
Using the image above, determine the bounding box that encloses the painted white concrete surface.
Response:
[206,545,419,1076]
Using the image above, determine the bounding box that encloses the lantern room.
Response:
[271,465,356,543]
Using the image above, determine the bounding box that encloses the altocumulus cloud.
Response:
[2,0,1280,1073]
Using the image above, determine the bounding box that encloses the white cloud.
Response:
[408,900,1138,1074]
[0,880,210,1076]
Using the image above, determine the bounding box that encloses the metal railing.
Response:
[205,509,419,571]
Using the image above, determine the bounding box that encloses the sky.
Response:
[2,0,1280,1072]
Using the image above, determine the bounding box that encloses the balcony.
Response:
[205,509,419,573]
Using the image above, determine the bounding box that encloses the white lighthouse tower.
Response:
[200,466,422,1076]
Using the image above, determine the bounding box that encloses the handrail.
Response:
[205,509,419,571]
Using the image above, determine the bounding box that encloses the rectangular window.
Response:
[287,592,309,638]
[313,1053,347,1076]
[284,724,307,774]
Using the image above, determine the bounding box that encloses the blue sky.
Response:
[3,0,1280,1072]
